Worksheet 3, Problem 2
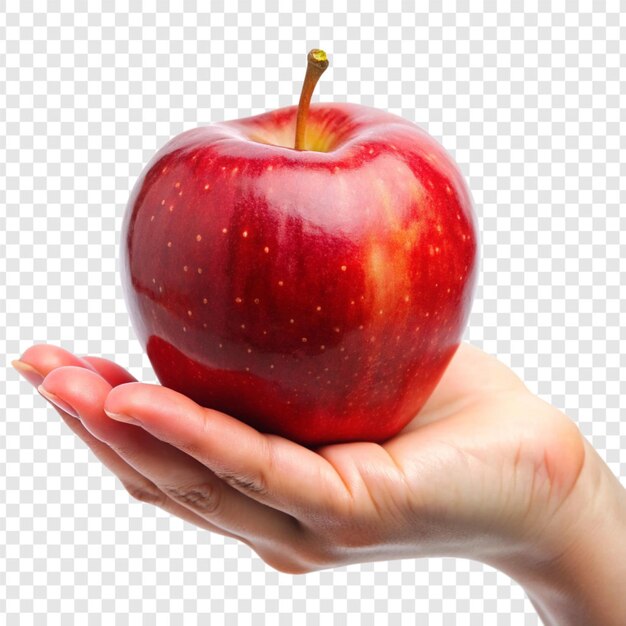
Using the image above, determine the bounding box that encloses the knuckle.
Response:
[162,481,222,516]
[124,481,167,508]
[218,470,268,497]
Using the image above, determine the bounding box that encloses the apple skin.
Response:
[121,102,478,446]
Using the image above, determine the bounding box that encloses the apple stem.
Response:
[294,49,329,151]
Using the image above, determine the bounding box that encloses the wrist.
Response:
[489,439,626,626]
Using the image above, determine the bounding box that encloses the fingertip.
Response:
[12,359,45,388]
[17,344,98,380]
[104,381,167,417]
[38,384,80,419]
[41,365,112,402]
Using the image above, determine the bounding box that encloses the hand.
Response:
[11,343,589,566]
[13,343,626,624]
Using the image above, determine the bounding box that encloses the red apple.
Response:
[121,51,478,446]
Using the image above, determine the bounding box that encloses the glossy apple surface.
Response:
[121,103,478,446]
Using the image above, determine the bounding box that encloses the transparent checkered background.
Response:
[2,1,625,624]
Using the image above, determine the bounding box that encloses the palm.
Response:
[305,343,585,565]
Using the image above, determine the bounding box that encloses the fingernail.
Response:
[12,359,45,388]
[104,409,139,425]
[37,385,80,419]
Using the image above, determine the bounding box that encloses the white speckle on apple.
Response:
[370,336,376,343]
[404,295,410,302]
[278,280,284,286]
[167,241,172,247]
[219,343,223,348]
[235,297,243,303]
[263,329,268,335]
[446,185,453,195]
[254,298,260,304]
[379,309,384,315]
[203,322,207,328]
[241,324,246,329]
[174,181,181,188]
[270,364,274,369]
[340,346,345,352]
[436,223,443,233]
[264,246,269,253]
[242,230,248,238]
[159,286,163,293]
[150,215,155,222]
[161,167,168,174]
[435,246,440,253]
[289,318,295,324]
[245,367,250,372]
[169,204,174,212]
[358,325,364,330]
[334,327,341,333]
[247,348,252,353]
[267,165,273,171]
[222,227,228,234]
[457,213,461,220]
[341,265,347,271]
[187,310,192,317]
[204,183,210,190]
[161,199,165,205]
[301,337,308,343]
[182,326,187,332]
[316,305,322,311]
[368,148,374,155]
[197,267,203,274]
[183,265,188,272]
[203,297,208,304]
[152,278,156,284]
[232,167,239,175]
[196,234,202,241]
[178,191,183,197]
[447,288,451,293]
[320,345,326,350]
[221,166,226,171]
